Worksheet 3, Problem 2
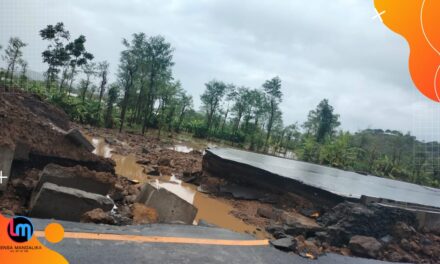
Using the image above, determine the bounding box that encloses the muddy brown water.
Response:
[91,138,267,238]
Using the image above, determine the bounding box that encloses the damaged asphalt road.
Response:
[32,218,401,264]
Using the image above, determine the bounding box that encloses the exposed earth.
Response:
[0,91,439,263]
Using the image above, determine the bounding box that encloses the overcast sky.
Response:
[1,0,439,141]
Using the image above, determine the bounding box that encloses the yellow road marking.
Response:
[34,231,269,246]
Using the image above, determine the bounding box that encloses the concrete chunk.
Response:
[35,164,113,195]
[136,183,198,225]
[66,128,94,152]
[0,146,14,192]
[13,141,30,161]
[30,182,114,221]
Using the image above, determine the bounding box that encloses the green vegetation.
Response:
[1,23,439,188]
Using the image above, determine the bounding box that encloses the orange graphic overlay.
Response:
[0,214,68,264]
[34,231,269,246]
[374,0,440,102]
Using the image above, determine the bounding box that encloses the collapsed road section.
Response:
[203,147,440,262]
[203,148,440,209]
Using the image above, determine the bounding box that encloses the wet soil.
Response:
[88,135,268,238]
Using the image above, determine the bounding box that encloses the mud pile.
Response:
[0,92,114,170]
[0,92,115,218]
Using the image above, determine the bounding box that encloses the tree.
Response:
[303,99,340,143]
[117,36,139,132]
[105,84,119,128]
[40,22,70,91]
[2,37,27,87]
[97,61,110,113]
[80,62,97,102]
[231,87,251,134]
[19,61,28,88]
[262,76,283,151]
[175,90,193,133]
[200,80,228,135]
[62,35,94,94]
[141,35,174,134]
[249,89,269,151]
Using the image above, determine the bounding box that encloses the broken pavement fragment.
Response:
[66,128,95,152]
[30,182,114,221]
[35,163,115,195]
[0,146,14,192]
[136,183,198,225]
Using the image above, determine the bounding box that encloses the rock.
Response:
[132,203,158,225]
[0,146,14,192]
[349,235,382,258]
[257,207,283,221]
[157,157,171,166]
[142,147,149,154]
[315,231,330,243]
[109,184,124,201]
[125,195,137,204]
[135,183,198,225]
[300,208,320,218]
[282,212,322,236]
[137,159,150,165]
[270,237,295,251]
[318,202,417,245]
[35,164,115,195]
[30,182,114,222]
[410,241,421,252]
[81,208,115,225]
[11,178,36,198]
[66,128,94,152]
[392,221,416,239]
[266,224,286,238]
[147,166,161,176]
[293,236,321,259]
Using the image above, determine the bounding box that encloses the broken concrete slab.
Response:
[136,183,198,225]
[13,141,30,161]
[30,182,114,221]
[0,146,14,192]
[66,128,95,152]
[35,164,114,195]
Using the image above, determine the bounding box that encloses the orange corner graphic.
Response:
[374,0,440,102]
[0,214,68,264]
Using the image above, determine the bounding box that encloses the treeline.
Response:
[0,22,439,188]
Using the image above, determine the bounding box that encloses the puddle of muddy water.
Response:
[91,137,267,238]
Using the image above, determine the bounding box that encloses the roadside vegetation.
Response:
[1,22,439,188]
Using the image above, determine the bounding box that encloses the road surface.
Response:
[32,218,400,264]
